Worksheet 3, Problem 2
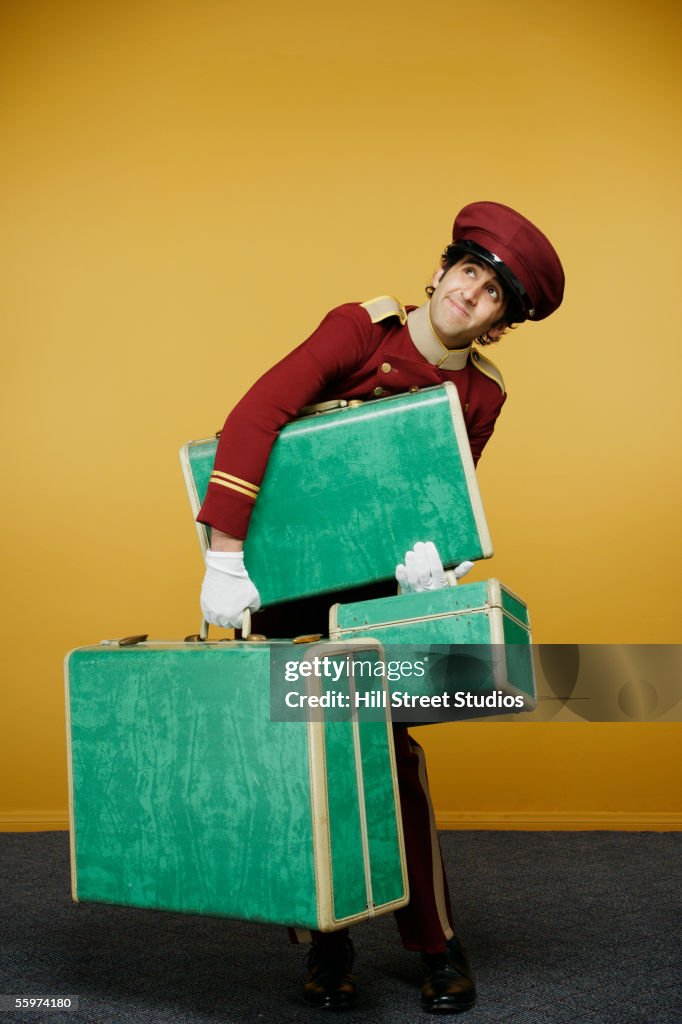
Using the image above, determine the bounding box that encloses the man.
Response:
[198,201,564,1013]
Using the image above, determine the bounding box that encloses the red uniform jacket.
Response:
[197,300,507,538]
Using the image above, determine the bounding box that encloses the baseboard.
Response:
[0,812,69,832]
[435,811,682,831]
[3,810,682,833]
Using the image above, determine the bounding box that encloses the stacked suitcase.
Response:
[66,638,407,929]
[66,383,535,928]
[180,382,493,606]
[330,579,536,720]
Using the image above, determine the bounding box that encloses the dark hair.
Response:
[425,243,523,341]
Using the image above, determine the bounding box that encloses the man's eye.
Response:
[465,266,475,276]
[487,286,498,299]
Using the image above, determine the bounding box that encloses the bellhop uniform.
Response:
[197,296,507,953]
[197,297,506,541]
[196,200,566,1011]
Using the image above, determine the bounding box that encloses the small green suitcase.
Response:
[65,637,408,930]
[180,384,492,607]
[329,580,536,720]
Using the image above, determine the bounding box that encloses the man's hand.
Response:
[395,542,474,593]
[200,551,261,629]
[450,560,475,584]
[396,541,448,593]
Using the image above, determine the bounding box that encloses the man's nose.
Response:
[460,282,479,305]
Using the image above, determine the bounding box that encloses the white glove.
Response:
[450,560,474,584]
[396,541,448,593]
[200,551,261,629]
[395,542,474,593]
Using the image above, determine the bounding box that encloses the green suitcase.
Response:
[65,637,408,930]
[180,384,492,607]
[329,580,536,720]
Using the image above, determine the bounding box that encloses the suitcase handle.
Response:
[197,608,264,642]
[214,399,365,433]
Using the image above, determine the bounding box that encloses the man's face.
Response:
[429,257,508,348]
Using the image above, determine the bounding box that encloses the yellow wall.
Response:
[1,0,680,830]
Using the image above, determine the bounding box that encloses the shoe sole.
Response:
[421,997,477,1014]
[304,998,357,1011]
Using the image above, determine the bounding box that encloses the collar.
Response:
[406,303,472,371]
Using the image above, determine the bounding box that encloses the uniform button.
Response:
[380,362,392,374]
[373,386,384,397]
[409,385,419,393]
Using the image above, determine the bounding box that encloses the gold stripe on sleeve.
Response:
[209,476,259,501]
[210,470,260,496]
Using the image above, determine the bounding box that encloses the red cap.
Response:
[452,201,564,322]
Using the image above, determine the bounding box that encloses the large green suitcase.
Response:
[65,637,408,930]
[180,384,492,607]
[329,580,536,720]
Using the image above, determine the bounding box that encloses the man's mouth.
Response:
[448,297,470,318]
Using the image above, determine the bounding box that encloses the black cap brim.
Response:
[450,240,531,323]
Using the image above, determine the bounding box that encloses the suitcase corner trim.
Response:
[442,381,493,559]
[304,640,409,929]
[179,440,210,557]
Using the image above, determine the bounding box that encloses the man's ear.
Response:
[486,322,508,342]
[431,267,445,290]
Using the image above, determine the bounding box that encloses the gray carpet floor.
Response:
[1,831,680,1023]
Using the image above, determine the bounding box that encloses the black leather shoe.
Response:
[420,937,476,1014]
[303,935,357,1010]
